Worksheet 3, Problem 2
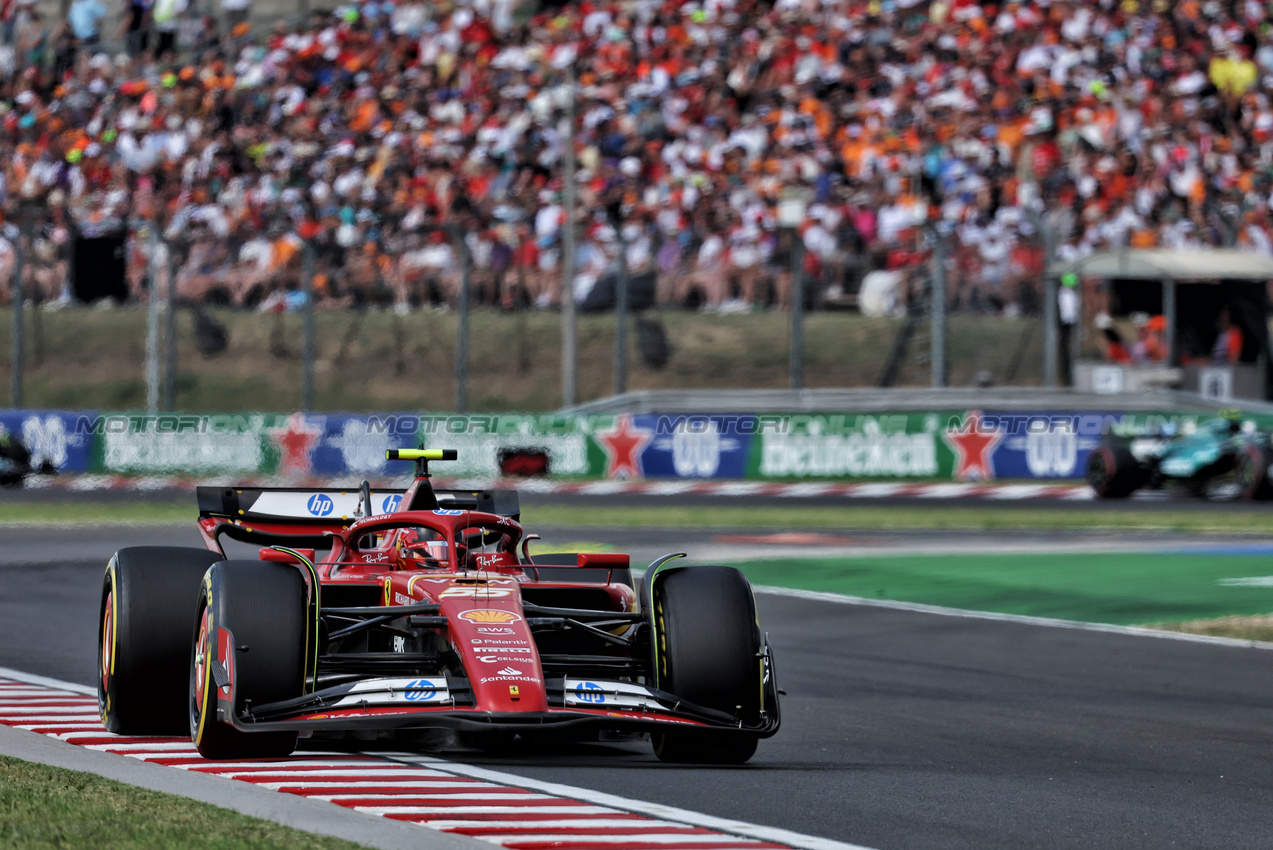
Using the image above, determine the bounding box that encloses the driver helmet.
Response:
[397,527,448,567]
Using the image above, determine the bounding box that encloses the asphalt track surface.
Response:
[4,522,1273,849]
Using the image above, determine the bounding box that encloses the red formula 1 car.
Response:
[98,449,780,764]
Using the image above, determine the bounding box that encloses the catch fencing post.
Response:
[452,226,470,414]
[778,189,810,390]
[930,224,948,388]
[9,213,27,408]
[301,241,315,412]
[144,227,161,414]
[613,217,629,396]
[163,239,179,410]
[561,64,578,407]
[1028,208,1058,387]
[789,234,805,389]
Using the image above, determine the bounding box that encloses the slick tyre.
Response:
[650,566,762,765]
[1086,445,1143,499]
[190,560,307,759]
[99,547,224,734]
[1236,445,1273,501]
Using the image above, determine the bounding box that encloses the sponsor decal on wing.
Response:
[562,678,662,710]
[458,609,522,624]
[323,677,450,708]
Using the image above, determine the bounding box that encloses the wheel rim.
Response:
[99,590,114,706]
[1238,450,1259,496]
[192,606,211,734]
[1090,451,1109,491]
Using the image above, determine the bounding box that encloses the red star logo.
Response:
[270,413,322,476]
[595,414,653,479]
[942,410,1003,481]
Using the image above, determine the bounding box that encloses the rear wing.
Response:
[196,486,520,524]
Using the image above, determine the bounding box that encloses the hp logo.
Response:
[306,494,334,516]
[574,682,605,704]
[381,495,403,513]
[403,679,436,701]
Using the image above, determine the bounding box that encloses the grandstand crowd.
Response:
[0,0,1272,314]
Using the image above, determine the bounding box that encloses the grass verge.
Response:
[1148,615,1273,642]
[0,754,367,850]
[8,500,1273,535]
[734,552,1273,630]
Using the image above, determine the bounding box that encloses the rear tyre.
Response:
[650,566,762,764]
[1086,446,1143,498]
[99,547,224,734]
[190,560,307,759]
[1236,445,1273,501]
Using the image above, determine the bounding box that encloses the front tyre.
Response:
[99,547,223,734]
[650,566,763,764]
[190,560,307,759]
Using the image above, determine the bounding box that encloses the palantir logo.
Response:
[403,679,435,701]
[574,682,605,704]
[381,494,403,513]
[307,494,335,516]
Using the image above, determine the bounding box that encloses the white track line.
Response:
[0,668,96,695]
[364,819,657,830]
[465,836,770,846]
[754,585,1273,650]
[382,754,873,850]
[355,805,612,816]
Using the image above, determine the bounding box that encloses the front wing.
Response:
[206,633,780,739]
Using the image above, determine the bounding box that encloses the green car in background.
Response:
[1087,416,1273,500]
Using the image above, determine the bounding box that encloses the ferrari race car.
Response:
[98,449,780,764]
[1086,416,1273,500]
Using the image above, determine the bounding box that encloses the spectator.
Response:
[4,0,1273,319]
[65,0,106,47]
[1212,308,1244,364]
[1057,273,1078,385]
[221,0,249,34]
[150,0,185,60]
[118,0,150,57]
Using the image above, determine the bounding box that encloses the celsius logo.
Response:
[403,679,436,701]
[574,682,605,703]
[306,494,334,516]
[381,495,403,512]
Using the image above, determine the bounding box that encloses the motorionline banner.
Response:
[2,410,1266,482]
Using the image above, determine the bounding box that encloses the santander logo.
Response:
[495,667,523,676]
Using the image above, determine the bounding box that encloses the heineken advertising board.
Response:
[0,410,1259,482]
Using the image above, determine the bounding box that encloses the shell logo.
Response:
[458,609,522,624]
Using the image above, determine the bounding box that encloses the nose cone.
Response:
[440,591,547,713]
